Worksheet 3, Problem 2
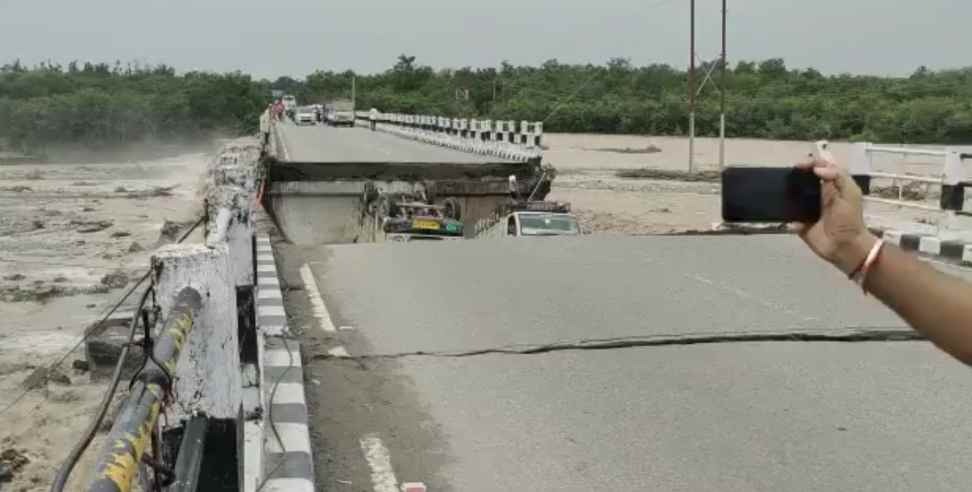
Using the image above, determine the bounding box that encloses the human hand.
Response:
[793,159,878,275]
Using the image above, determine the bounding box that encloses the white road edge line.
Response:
[299,264,335,332]
[277,126,293,161]
[360,434,399,492]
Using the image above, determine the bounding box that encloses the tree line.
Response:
[2,56,970,153]
[0,60,268,152]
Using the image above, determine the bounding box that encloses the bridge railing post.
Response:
[481,120,493,141]
[942,148,965,212]
[520,121,530,145]
[153,243,241,421]
[850,142,872,196]
[493,121,506,142]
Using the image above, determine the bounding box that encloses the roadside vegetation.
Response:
[2,56,971,154]
[0,60,267,153]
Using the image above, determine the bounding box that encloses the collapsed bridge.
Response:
[263,115,551,244]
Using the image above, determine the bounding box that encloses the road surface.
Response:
[269,235,972,491]
[274,122,505,164]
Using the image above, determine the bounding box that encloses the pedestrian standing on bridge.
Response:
[795,157,972,366]
[369,108,379,131]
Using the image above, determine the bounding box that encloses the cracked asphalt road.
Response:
[275,235,972,491]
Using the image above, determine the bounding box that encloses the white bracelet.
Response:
[853,240,885,295]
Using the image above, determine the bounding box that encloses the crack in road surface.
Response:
[312,327,923,361]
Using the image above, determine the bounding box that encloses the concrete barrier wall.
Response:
[156,137,291,490]
[84,133,310,491]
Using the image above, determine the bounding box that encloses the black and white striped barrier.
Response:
[357,111,545,162]
[879,229,972,266]
[244,233,315,492]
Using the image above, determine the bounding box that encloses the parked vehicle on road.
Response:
[295,106,317,126]
[325,100,356,127]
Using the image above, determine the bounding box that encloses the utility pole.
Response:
[688,0,696,173]
[351,75,356,113]
[719,0,727,170]
[492,78,498,110]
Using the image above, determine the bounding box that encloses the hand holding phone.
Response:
[721,140,831,223]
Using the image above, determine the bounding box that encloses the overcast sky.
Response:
[2,0,968,79]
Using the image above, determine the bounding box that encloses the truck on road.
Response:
[324,100,355,127]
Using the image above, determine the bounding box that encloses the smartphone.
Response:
[722,167,821,222]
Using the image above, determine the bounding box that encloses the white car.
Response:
[282,95,297,111]
[295,107,316,126]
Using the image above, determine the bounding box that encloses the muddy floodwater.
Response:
[0,151,207,491]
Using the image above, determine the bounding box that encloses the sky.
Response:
[1,0,968,79]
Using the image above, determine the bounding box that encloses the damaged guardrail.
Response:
[87,287,202,492]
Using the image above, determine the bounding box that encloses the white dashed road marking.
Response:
[299,264,335,332]
[360,434,399,492]
[276,126,293,162]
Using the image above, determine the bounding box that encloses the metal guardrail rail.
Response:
[850,142,970,213]
[87,287,203,492]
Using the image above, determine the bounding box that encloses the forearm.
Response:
[865,242,972,364]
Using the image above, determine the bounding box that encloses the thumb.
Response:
[831,169,858,193]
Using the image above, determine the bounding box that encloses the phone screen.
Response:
[722,167,821,222]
